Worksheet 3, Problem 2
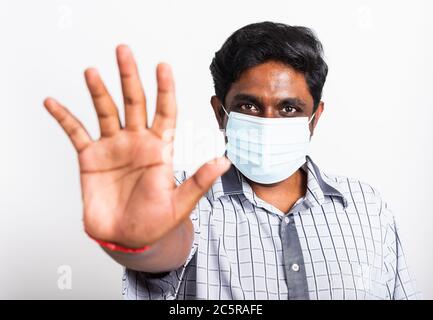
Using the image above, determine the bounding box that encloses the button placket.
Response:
[280,212,309,299]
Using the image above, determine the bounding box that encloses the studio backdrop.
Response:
[0,0,432,299]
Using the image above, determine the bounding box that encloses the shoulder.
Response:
[323,171,394,223]
[325,172,381,199]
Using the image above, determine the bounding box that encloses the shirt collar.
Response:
[208,156,348,210]
[302,156,348,209]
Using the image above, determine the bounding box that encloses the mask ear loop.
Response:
[307,112,317,144]
[220,105,229,133]
[308,112,316,125]
[221,105,229,116]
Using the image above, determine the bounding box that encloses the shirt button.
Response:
[284,216,290,224]
[291,263,300,272]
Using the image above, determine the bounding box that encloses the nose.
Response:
[260,105,280,118]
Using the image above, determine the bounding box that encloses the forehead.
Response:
[226,61,313,105]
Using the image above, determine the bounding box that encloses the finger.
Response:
[84,68,121,137]
[151,63,177,140]
[116,44,147,130]
[173,157,231,222]
[43,98,92,152]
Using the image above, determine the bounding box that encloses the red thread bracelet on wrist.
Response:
[87,233,150,254]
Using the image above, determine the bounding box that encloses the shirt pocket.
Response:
[327,261,389,300]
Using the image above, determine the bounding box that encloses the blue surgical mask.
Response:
[222,106,315,184]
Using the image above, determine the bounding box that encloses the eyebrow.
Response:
[231,93,307,109]
[231,93,263,106]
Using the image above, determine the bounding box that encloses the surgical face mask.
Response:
[222,106,315,184]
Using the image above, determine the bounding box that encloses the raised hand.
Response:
[44,45,230,249]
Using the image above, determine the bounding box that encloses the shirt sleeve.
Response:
[122,170,200,300]
[382,201,422,300]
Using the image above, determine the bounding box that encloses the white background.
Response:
[0,0,432,299]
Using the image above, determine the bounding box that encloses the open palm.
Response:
[44,45,230,249]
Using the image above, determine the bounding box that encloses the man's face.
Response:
[211,60,324,135]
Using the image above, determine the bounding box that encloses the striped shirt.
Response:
[122,156,421,300]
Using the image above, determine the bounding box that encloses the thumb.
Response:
[173,157,231,222]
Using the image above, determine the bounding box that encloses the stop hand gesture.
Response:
[44,45,230,249]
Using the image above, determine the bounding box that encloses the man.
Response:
[43,22,420,300]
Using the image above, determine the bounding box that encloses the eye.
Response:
[239,103,259,113]
[281,105,297,114]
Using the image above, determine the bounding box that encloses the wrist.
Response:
[86,232,150,254]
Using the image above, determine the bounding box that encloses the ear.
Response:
[210,95,225,129]
[310,101,324,136]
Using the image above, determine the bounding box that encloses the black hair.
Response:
[210,21,328,111]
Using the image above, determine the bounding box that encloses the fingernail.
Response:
[117,44,131,61]
[159,63,172,74]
